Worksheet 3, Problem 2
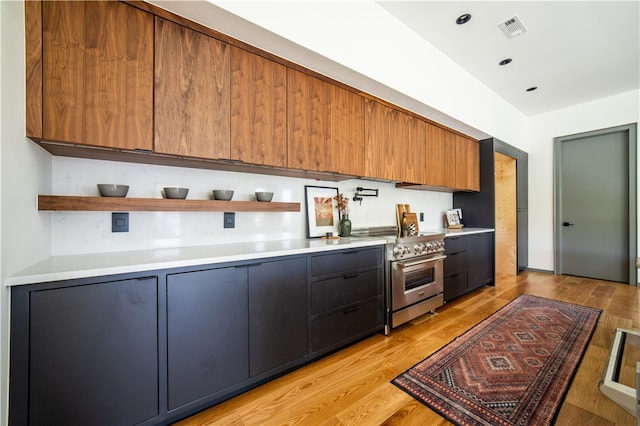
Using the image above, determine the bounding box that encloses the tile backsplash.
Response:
[51,157,452,256]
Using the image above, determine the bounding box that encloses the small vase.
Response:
[339,214,352,237]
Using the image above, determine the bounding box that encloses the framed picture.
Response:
[445,209,461,226]
[304,185,339,238]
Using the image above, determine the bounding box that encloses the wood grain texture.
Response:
[425,123,447,188]
[25,0,42,139]
[42,1,153,149]
[451,134,479,191]
[399,112,426,184]
[495,152,518,275]
[154,18,230,159]
[174,272,639,426]
[329,85,365,176]
[230,46,287,167]
[364,100,398,181]
[37,195,300,213]
[287,69,331,171]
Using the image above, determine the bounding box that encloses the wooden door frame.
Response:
[553,123,637,285]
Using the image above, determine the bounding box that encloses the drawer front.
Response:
[444,250,468,275]
[444,237,468,254]
[311,269,381,314]
[310,298,382,354]
[311,247,383,277]
[444,271,469,302]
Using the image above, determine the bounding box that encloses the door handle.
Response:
[563,222,575,227]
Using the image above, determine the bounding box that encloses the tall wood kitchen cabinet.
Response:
[287,69,365,176]
[454,138,529,272]
[155,18,230,159]
[39,1,153,150]
[364,100,426,183]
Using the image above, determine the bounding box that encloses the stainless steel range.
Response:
[352,226,446,334]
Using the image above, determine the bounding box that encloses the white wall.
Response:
[0,2,53,424]
[527,90,640,271]
[50,157,452,255]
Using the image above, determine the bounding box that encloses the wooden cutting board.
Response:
[396,204,411,231]
[396,204,419,236]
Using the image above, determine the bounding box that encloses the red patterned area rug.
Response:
[392,294,602,426]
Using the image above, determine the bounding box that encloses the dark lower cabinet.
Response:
[167,267,249,411]
[444,232,495,302]
[309,247,384,355]
[468,232,494,288]
[249,258,307,377]
[10,247,384,425]
[23,277,159,426]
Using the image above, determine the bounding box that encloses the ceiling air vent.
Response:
[498,15,527,39]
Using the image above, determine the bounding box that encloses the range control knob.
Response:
[415,243,425,253]
[393,246,403,257]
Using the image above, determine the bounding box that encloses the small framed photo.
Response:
[304,185,340,238]
[445,209,461,226]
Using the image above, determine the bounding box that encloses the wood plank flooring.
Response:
[174,271,639,425]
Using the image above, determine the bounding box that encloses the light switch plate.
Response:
[224,212,235,228]
[112,212,129,232]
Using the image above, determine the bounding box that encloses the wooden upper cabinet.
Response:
[365,100,426,183]
[25,0,42,139]
[397,113,426,184]
[329,85,365,176]
[155,18,230,159]
[230,47,287,167]
[461,136,480,191]
[365,100,398,181]
[287,70,365,175]
[425,123,448,188]
[287,69,331,172]
[42,1,153,150]
[451,134,480,191]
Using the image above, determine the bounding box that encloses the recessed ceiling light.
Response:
[499,58,512,66]
[526,86,538,92]
[456,13,471,25]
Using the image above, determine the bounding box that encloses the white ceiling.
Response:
[378,1,640,116]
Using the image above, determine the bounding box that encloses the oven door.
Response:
[391,255,445,310]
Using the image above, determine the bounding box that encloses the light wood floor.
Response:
[175,271,639,426]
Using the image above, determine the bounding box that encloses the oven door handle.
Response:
[396,254,446,268]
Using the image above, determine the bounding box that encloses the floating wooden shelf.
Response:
[38,195,300,212]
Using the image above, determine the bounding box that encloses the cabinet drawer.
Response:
[444,237,467,254]
[444,271,468,302]
[310,247,383,277]
[310,298,382,354]
[444,250,468,275]
[311,269,380,314]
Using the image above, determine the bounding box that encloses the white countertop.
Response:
[444,227,495,237]
[5,237,386,287]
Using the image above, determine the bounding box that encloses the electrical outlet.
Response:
[419,212,424,222]
[224,212,235,228]
[112,212,129,232]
